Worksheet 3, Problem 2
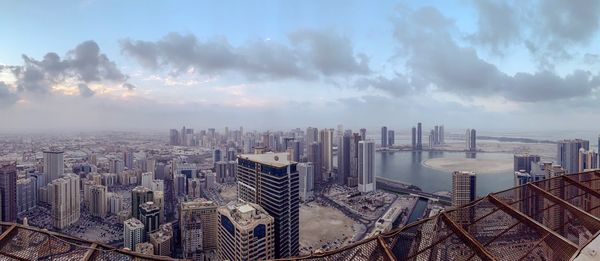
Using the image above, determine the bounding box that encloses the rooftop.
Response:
[239,152,293,167]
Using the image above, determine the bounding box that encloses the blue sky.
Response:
[1,1,599,132]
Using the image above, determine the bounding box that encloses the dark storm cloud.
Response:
[391,6,600,102]
[0,82,19,106]
[121,30,369,80]
[469,0,520,54]
[3,41,132,94]
[78,83,95,97]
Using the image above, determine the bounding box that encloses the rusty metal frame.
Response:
[561,175,600,199]
[439,213,496,261]
[376,236,397,261]
[487,194,578,254]
[527,183,600,232]
[82,243,98,261]
[0,224,16,242]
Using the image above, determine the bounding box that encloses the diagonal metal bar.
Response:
[527,183,600,233]
[0,224,16,242]
[561,175,600,200]
[487,194,578,256]
[377,236,397,261]
[0,250,30,261]
[439,212,496,261]
[516,233,549,261]
[82,243,98,261]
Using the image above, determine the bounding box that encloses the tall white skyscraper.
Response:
[43,148,64,185]
[48,173,81,229]
[124,218,145,250]
[358,140,375,193]
[298,162,314,201]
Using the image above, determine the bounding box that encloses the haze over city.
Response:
[1,1,600,131]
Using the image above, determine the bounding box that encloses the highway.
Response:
[376,177,452,205]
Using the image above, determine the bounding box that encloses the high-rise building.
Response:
[169,129,180,145]
[180,198,218,258]
[557,139,590,174]
[465,129,477,151]
[237,153,299,258]
[124,149,134,169]
[132,186,154,220]
[359,128,367,141]
[48,173,81,229]
[411,127,417,150]
[149,223,173,257]
[381,126,388,147]
[227,148,236,161]
[578,148,598,172]
[417,123,422,150]
[186,178,201,199]
[124,218,145,250]
[215,161,228,183]
[217,201,275,261]
[139,201,160,234]
[514,154,541,173]
[307,142,322,186]
[108,192,122,214]
[43,148,64,184]
[298,162,314,201]
[337,133,351,185]
[90,184,107,218]
[452,171,476,207]
[319,129,334,174]
[290,140,301,162]
[348,133,361,187]
[358,140,375,193]
[388,130,395,147]
[213,148,222,167]
[306,127,319,145]
[17,176,36,214]
[0,162,17,222]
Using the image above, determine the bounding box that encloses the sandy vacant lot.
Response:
[300,201,360,254]
[219,184,238,202]
[422,157,513,173]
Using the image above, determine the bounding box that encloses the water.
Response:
[376,151,514,196]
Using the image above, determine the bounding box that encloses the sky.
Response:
[1,0,600,133]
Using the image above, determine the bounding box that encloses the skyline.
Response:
[1,0,600,131]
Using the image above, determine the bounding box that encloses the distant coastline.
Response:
[477,136,556,144]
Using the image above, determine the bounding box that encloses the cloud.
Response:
[0,82,19,107]
[354,74,413,97]
[121,30,369,81]
[584,53,600,65]
[392,6,600,102]
[122,82,136,91]
[3,40,132,95]
[538,0,600,45]
[469,0,520,54]
[78,83,95,97]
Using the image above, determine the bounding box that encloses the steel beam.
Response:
[439,213,496,261]
[377,236,397,261]
[527,183,600,233]
[561,175,600,200]
[487,194,578,257]
[82,243,98,261]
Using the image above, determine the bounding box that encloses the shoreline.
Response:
[421,157,513,174]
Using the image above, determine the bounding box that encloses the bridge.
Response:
[375,177,452,204]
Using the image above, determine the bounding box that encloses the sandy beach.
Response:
[422,157,513,173]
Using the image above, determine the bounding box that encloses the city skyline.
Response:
[1,1,600,131]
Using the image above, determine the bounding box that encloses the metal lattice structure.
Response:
[285,170,600,261]
[0,222,180,261]
[2,171,600,260]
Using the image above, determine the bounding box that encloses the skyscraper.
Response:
[411,126,417,150]
[348,133,361,187]
[0,162,17,222]
[358,140,375,193]
[217,201,275,261]
[417,122,422,150]
[17,177,36,214]
[306,127,319,145]
[139,201,160,234]
[388,130,395,147]
[237,153,299,258]
[465,129,477,151]
[90,184,107,218]
[381,126,388,147]
[319,128,333,174]
[578,148,598,172]
[180,198,218,258]
[514,154,541,173]
[307,142,322,186]
[132,186,154,220]
[43,148,64,184]
[298,162,314,201]
[452,171,476,207]
[169,129,180,145]
[48,173,81,229]
[359,128,367,141]
[124,218,145,250]
[557,139,590,174]
[337,133,351,185]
